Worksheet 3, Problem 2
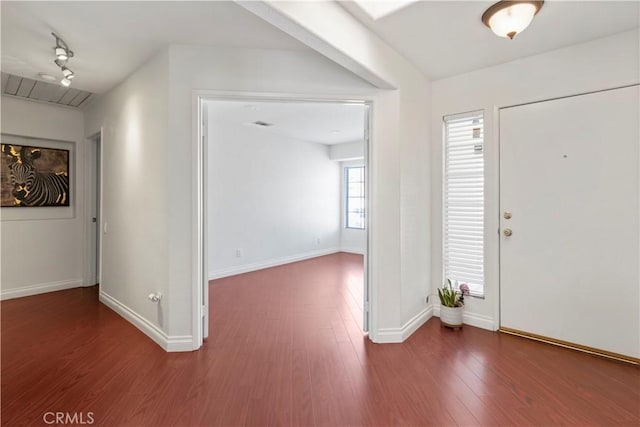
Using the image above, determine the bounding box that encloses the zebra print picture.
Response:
[1,144,70,207]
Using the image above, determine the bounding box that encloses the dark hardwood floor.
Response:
[2,252,639,426]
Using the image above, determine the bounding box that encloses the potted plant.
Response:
[437,279,470,328]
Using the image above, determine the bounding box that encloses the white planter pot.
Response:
[440,305,464,327]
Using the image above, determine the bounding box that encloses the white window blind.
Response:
[443,111,485,296]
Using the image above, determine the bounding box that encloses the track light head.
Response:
[52,32,73,60]
[55,47,68,61]
[52,32,76,86]
[62,66,74,80]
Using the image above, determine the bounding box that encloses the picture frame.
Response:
[1,143,70,207]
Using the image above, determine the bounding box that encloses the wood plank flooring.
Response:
[2,252,639,426]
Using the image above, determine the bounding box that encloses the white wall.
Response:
[84,49,175,349]
[339,159,366,254]
[1,96,86,299]
[208,117,340,278]
[431,30,640,329]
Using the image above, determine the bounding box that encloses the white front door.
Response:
[499,86,639,360]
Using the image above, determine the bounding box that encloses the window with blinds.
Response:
[443,111,485,296]
[345,166,365,229]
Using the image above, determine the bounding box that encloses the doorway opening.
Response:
[194,95,373,347]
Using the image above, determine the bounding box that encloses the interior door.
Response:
[499,86,639,360]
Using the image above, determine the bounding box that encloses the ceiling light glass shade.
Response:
[482,1,544,39]
[62,67,74,79]
[55,47,68,61]
[38,73,57,82]
[61,77,71,87]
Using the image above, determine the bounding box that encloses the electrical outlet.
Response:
[316,237,321,245]
[426,295,429,304]
[235,249,243,258]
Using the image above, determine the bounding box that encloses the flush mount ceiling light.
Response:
[38,72,57,82]
[482,1,544,39]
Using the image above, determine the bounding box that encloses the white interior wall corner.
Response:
[84,48,173,344]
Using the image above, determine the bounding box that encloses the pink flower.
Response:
[459,283,470,296]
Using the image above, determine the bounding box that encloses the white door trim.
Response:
[82,129,103,289]
[191,90,379,349]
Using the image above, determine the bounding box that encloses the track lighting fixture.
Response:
[51,32,76,87]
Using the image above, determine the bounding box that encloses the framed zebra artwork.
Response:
[1,143,70,207]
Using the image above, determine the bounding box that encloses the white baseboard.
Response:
[166,335,195,352]
[0,278,83,300]
[209,247,340,280]
[433,305,495,331]
[339,247,365,255]
[99,290,194,352]
[374,306,433,343]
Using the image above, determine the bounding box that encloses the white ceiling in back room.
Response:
[207,100,367,145]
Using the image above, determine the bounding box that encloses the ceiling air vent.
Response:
[252,121,274,127]
[1,72,94,108]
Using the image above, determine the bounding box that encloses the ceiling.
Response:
[206,100,366,145]
[2,1,637,98]
[341,1,640,80]
[1,1,307,94]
